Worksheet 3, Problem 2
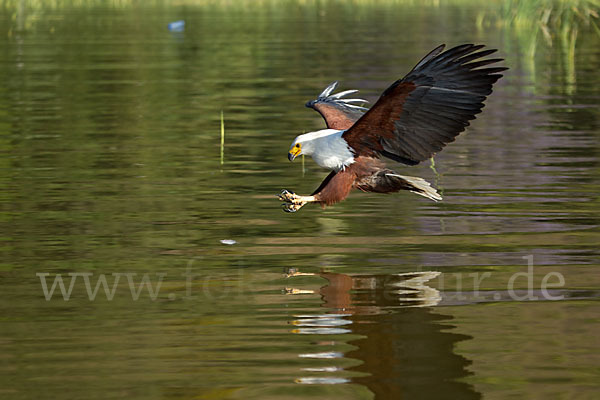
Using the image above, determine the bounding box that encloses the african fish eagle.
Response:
[279,43,507,212]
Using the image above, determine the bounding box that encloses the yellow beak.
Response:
[288,147,301,162]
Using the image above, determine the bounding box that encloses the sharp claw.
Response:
[282,203,298,213]
[278,189,307,212]
[278,189,296,203]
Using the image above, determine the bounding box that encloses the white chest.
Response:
[310,131,355,171]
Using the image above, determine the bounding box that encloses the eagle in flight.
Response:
[279,44,507,212]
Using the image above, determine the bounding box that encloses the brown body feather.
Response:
[312,157,441,206]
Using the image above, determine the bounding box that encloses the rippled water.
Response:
[1,2,600,399]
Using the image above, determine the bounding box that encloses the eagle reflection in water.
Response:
[287,270,481,399]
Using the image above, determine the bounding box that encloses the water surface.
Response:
[1,2,599,399]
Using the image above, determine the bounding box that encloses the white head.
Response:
[288,129,339,161]
[287,129,355,171]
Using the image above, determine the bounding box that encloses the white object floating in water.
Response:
[220,239,237,245]
[167,20,185,32]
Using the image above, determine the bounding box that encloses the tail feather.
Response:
[385,174,442,202]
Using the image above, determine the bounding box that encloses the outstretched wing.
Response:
[342,44,507,166]
[306,82,369,130]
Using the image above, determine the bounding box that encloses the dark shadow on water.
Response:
[319,271,481,399]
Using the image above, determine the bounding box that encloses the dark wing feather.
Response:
[306,81,369,130]
[342,44,508,165]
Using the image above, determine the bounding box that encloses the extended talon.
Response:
[282,202,304,213]
[278,189,296,203]
[278,189,314,212]
[279,189,304,205]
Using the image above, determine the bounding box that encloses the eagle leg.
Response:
[278,190,316,213]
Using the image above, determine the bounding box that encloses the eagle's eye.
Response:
[295,144,300,148]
